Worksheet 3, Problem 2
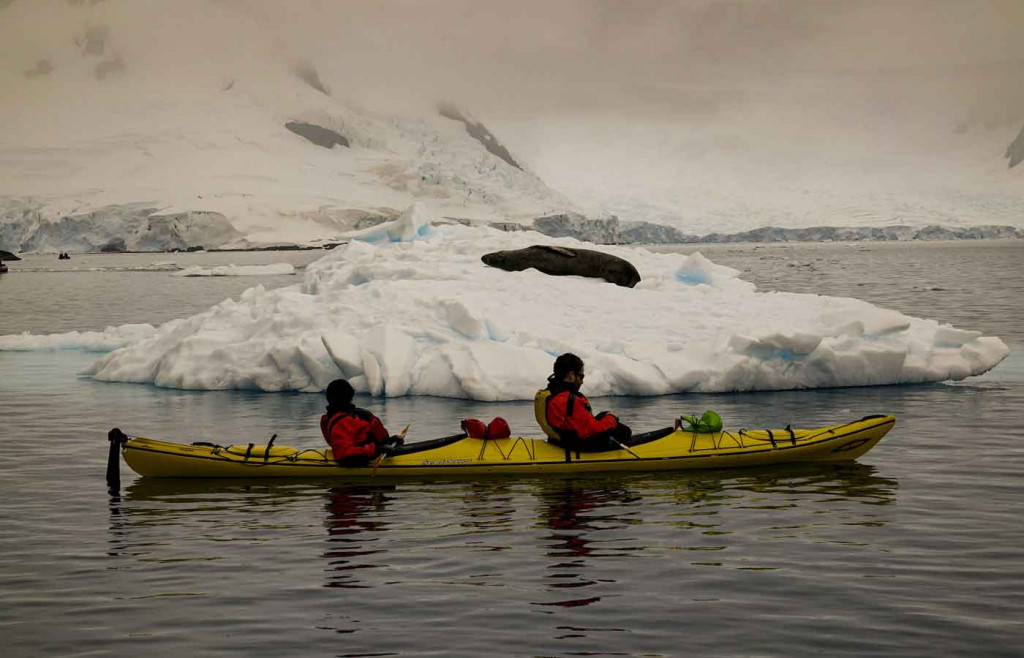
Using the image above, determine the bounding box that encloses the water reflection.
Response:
[658,462,898,507]
[110,478,326,565]
[533,479,640,608]
[107,491,128,559]
[323,485,393,589]
[456,481,516,551]
[649,463,899,571]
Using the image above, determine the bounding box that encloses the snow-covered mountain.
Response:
[0,0,581,252]
[502,104,1024,237]
[1,0,1022,253]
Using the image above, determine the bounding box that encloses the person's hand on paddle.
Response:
[372,424,410,474]
[379,440,399,456]
[378,434,405,457]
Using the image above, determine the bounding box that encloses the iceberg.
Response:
[1,207,1009,398]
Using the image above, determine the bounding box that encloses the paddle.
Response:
[609,436,642,460]
[596,412,641,460]
[371,423,410,476]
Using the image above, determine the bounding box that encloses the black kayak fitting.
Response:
[107,428,129,493]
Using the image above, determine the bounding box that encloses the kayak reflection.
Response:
[527,463,896,611]
[323,485,394,589]
[456,480,517,539]
[534,479,639,608]
[108,478,327,563]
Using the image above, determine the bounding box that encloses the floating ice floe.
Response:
[0,205,1010,398]
[0,324,156,352]
[172,263,296,277]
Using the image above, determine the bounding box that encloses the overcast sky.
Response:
[1,0,1020,210]
[239,0,1024,120]
[3,0,1021,119]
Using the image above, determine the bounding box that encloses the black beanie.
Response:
[325,379,355,407]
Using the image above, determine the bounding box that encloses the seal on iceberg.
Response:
[481,245,641,288]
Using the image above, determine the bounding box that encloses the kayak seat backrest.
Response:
[533,389,562,441]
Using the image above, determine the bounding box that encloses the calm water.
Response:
[2,242,1023,657]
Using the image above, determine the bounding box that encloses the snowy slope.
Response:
[0,0,577,252]
[497,99,1024,236]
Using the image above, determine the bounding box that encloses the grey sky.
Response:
[4,0,1018,119]
[249,0,1024,119]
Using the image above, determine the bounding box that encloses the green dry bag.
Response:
[679,410,723,433]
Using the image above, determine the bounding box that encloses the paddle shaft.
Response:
[371,423,410,475]
[609,436,642,460]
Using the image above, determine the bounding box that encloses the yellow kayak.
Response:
[114,414,895,478]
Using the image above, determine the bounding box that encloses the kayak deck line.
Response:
[114,414,896,479]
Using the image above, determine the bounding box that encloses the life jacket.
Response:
[320,408,383,461]
[537,385,617,445]
[534,389,561,440]
[535,388,589,441]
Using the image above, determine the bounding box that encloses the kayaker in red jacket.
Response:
[320,379,401,466]
[542,353,631,451]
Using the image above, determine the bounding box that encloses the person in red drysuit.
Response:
[320,379,402,467]
[542,353,631,451]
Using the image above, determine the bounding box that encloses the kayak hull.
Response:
[120,415,895,479]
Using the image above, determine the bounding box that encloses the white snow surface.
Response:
[173,263,296,277]
[2,207,1006,398]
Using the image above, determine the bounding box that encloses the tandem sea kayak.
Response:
[112,414,895,479]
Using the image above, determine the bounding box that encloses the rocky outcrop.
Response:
[438,103,521,170]
[618,221,698,244]
[502,213,1024,245]
[285,121,349,149]
[531,213,620,244]
[292,61,330,96]
[1006,124,1024,169]
[702,224,1024,243]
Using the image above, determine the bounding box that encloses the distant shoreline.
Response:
[8,236,1024,258]
[491,214,1024,246]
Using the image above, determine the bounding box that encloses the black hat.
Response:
[325,379,355,406]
